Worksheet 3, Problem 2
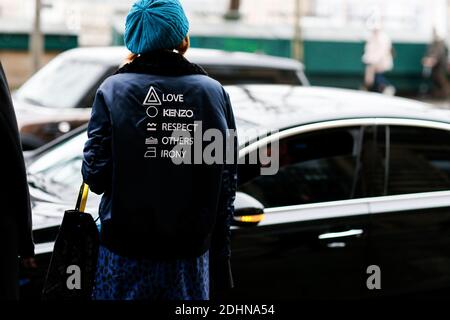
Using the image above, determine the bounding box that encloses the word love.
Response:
[162,93,184,103]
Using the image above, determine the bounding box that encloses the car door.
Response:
[228,123,374,300]
[367,122,450,298]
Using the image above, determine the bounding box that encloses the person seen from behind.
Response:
[362,24,396,95]
[82,0,237,300]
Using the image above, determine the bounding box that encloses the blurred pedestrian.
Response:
[362,25,396,95]
[422,28,449,98]
[82,0,236,300]
[0,62,35,300]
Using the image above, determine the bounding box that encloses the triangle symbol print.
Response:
[143,86,162,106]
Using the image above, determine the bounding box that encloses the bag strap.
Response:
[75,183,89,213]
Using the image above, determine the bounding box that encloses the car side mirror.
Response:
[233,192,265,226]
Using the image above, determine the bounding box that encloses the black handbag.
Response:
[42,183,99,300]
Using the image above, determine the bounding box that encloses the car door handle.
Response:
[318,229,363,240]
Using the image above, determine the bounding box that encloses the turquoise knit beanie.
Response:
[124,0,189,54]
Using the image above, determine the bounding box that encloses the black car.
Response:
[22,85,450,299]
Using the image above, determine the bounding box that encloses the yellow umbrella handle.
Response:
[75,183,89,213]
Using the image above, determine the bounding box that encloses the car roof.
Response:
[226,85,450,132]
[58,46,304,71]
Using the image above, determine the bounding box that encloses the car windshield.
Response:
[28,132,87,202]
[16,56,109,109]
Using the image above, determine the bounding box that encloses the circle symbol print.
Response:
[146,106,158,118]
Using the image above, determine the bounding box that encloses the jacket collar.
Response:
[116,50,208,77]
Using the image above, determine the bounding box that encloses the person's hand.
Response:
[21,257,37,269]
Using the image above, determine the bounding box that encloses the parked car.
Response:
[13,47,308,150]
[21,85,450,299]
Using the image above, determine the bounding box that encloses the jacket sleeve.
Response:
[210,91,238,291]
[81,89,112,195]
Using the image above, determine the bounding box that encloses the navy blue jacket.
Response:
[82,51,237,289]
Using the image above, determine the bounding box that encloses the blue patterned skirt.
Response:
[92,245,209,300]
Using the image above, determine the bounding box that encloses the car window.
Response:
[205,66,302,85]
[385,126,450,195]
[358,125,389,197]
[238,126,363,208]
[78,66,118,108]
[28,133,87,202]
[16,57,110,109]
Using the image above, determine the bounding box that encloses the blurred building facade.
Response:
[0,0,449,91]
[0,0,78,87]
